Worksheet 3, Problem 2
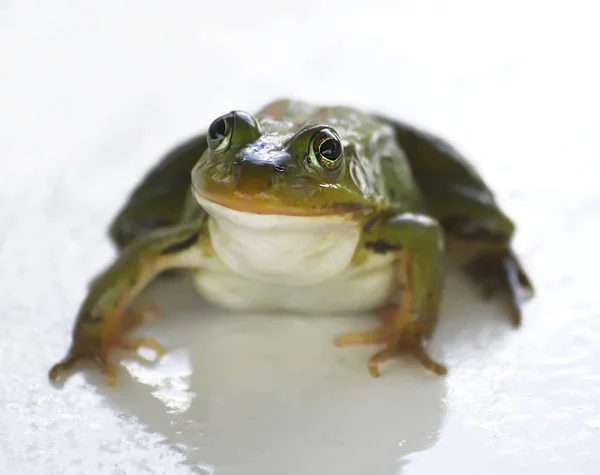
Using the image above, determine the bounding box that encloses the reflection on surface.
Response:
[87,268,512,475]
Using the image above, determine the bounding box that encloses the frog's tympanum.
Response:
[49,99,534,385]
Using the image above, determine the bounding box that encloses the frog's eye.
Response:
[207,111,261,152]
[308,128,344,171]
[207,114,234,152]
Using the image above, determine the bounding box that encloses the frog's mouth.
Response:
[192,188,371,218]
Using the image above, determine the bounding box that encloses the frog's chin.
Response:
[192,189,369,219]
[192,191,366,285]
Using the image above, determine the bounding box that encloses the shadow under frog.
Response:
[81,267,514,475]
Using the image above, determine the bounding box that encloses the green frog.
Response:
[49,99,534,386]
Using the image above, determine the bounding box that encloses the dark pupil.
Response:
[209,118,227,140]
[319,138,340,160]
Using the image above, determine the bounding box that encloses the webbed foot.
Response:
[49,305,165,386]
[334,305,447,377]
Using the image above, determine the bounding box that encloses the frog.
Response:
[48,99,534,386]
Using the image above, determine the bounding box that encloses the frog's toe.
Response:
[366,329,448,377]
[334,329,388,346]
[48,348,117,386]
[49,321,167,386]
[48,355,78,383]
[335,317,447,377]
[93,354,119,386]
[333,304,407,347]
[121,337,166,362]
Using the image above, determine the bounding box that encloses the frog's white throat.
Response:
[197,198,361,285]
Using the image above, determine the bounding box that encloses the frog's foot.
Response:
[48,308,165,386]
[334,305,447,377]
[48,334,165,386]
[464,249,534,327]
[49,346,120,386]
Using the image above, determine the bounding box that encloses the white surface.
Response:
[1,1,599,474]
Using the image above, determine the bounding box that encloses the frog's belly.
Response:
[191,263,396,314]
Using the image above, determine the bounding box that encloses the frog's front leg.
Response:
[49,222,206,386]
[335,213,447,377]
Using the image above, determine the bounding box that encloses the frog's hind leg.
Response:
[377,114,535,327]
[460,245,533,327]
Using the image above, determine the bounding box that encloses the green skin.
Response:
[49,99,533,386]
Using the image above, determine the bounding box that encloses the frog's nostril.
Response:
[233,159,273,193]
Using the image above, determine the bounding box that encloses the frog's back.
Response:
[256,99,392,145]
[255,99,423,212]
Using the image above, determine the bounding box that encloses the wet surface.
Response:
[1,1,599,474]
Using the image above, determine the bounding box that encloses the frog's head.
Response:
[190,111,380,218]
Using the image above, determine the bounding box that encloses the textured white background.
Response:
[1,1,599,474]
